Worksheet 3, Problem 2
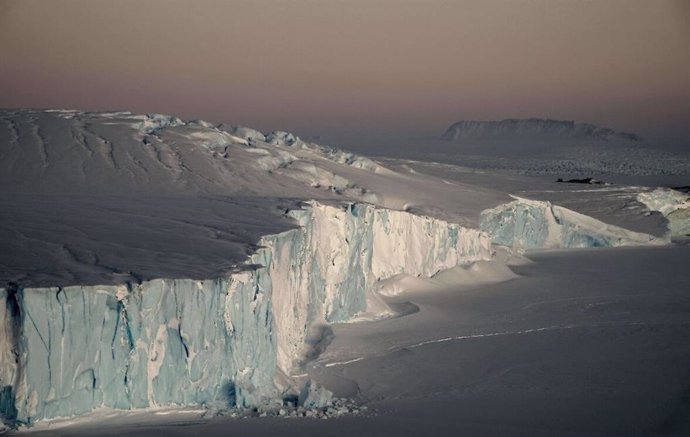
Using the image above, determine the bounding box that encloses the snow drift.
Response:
[0,201,490,425]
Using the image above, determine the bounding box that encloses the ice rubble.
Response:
[138,114,184,135]
[220,125,266,144]
[480,196,663,249]
[265,131,299,147]
[0,202,490,425]
[637,188,690,238]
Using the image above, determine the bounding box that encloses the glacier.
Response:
[0,109,676,430]
[479,196,663,249]
[0,201,490,426]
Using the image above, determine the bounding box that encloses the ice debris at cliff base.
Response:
[480,196,664,249]
[0,201,490,426]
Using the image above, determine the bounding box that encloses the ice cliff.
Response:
[480,197,662,249]
[637,188,690,238]
[0,202,490,426]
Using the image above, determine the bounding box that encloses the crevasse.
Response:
[0,201,491,425]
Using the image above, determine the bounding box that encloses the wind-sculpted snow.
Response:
[0,202,490,426]
[480,197,663,249]
[637,188,690,238]
[0,110,390,198]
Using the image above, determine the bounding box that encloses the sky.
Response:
[0,0,688,145]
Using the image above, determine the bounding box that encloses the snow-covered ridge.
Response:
[441,118,641,142]
[0,201,490,426]
[0,109,385,197]
[480,196,664,249]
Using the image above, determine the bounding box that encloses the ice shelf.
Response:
[0,201,490,425]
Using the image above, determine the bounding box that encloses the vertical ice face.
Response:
[268,202,491,373]
[0,202,491,425]
[637,188,690,238]
[0,287,20,423]
[480,197,663,249]
[5,280,244,423]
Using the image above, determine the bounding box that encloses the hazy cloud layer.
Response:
[0,0,688,143]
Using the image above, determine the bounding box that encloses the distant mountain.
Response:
[441,118,642,143]
[332,117,689,178]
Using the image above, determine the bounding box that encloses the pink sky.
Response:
[0,0,688,142]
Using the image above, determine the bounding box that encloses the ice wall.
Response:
[0,202,490,426]
[480,196,662,249]
[269,202,490,372]
[637,188,690,238]
[0,273,278,425]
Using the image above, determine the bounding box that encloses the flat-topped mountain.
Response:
[441,118,642,143]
